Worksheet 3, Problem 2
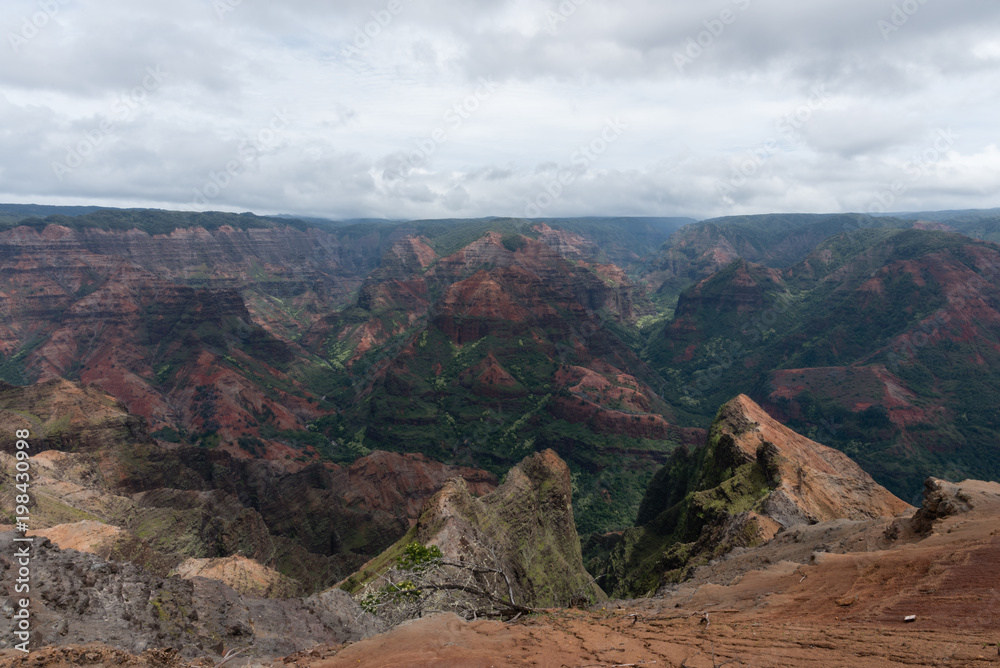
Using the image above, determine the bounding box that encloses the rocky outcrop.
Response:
[551,363,673,439]
[0,378,146,453]
[317,228,676,536]
[591,395,911,597]
[640,213,892,294]
[337,451,497,518]
[454,352,528,400]
[909,477,985,534]
[0,532,380,660]
[0,252,320,456]
[712,395,911,523]
[532,222,602,262]
[348,449,605,611]
[428,233,639,337]
[0,221,384,304]
[0,217,420,455]
[672,260,785,320]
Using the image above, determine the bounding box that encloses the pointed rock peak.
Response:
[499,448,572,500]
[598,395,914,596]
[710,394,912,523]
[459,351,527,398]
[468,350,509,375]
[471,231,506,248]
[352,449,604,611]
[471,350,509,373]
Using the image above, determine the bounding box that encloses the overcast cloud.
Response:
[2,0,999,220]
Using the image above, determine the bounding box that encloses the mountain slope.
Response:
[645,227,1000,500]
[589,394,910,597]
[0,379,496,593]
[310,230,690,534]
[641,213,914,298]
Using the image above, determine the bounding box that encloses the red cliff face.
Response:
[0,222,389,347]
[0,224,360,458]
[766,242,1000,437]
[551,364,672,439]
[320,232,645,367]
[427,236,640,347]
[532,222,603,262]
[332,232,671,426]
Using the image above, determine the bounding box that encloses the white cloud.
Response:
[1,0,1000,219]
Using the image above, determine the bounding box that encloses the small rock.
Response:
[904,615,916,623]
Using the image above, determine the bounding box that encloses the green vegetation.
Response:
[308,312,675,533]
[642,226,1000,503]
[0,336,47,385]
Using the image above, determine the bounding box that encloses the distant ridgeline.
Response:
[0,205,319,234]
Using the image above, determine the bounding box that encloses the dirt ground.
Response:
[275,608,1000,668]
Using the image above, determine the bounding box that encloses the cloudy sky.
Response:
[2,0,1000,221]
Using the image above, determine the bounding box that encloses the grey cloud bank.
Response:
[1,0,999,220]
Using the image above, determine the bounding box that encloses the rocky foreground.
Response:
[2,476,998,667]
[274,477,1000,668]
